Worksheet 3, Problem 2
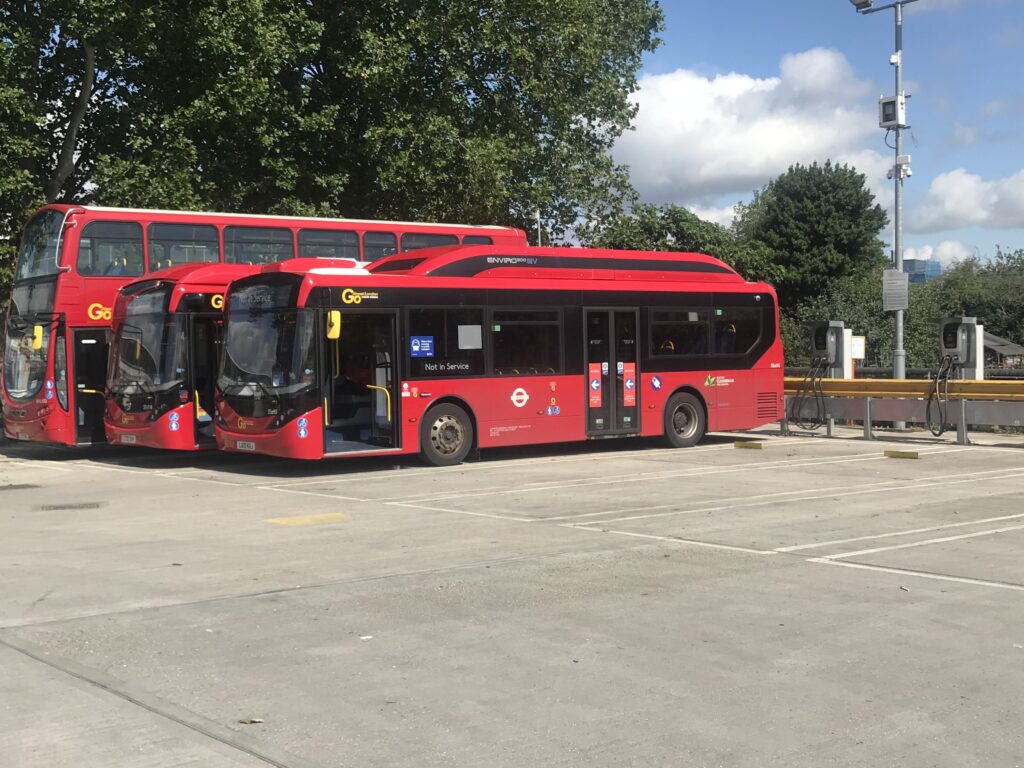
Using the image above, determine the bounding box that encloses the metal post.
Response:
[893,2,906,384]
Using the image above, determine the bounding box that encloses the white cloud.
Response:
[952,122,979,145]
[909,169,1024,232]
[686,204,737,228]
[614,48,881,207]
[904,240,975,269]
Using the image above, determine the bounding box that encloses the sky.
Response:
[613,0,1024,268]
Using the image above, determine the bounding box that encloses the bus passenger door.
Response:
[324,312,397,452]
[585,309,640,437]
[73,329,110,444]
[191,316,219,441]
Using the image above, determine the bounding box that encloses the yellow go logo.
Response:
[87,303,113,321]
[211,294,224,310]
[341,288,362,305]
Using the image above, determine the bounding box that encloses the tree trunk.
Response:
[45,40,95,202]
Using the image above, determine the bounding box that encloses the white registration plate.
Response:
[236,440,257,451]
[120,434,137,445]
[16,432,30,441]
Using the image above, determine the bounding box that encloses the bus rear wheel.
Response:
[421,403,474,466]
[663,392,705,448]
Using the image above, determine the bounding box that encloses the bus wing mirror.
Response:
[326,310,342,340]
[32,325,44,350]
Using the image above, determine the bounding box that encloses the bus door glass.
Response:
[191,315,219,439]
[324,311,397,452]
[585,309,640,436]
[74,329,110,443]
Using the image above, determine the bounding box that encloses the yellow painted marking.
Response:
[884,449,919,460]
[734,441,763,450]
[265,512,349,526]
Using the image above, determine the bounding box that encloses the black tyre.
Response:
[663,392,706,448]
[420,403,474,466]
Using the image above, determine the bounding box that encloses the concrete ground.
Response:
[2,427,1023,768]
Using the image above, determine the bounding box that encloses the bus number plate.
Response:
[236,440,256,451]
[120,434,137,445]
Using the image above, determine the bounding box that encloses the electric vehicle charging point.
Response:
[787,321,854,433]
[928,317,984,439]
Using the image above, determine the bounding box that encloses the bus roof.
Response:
[365,244,746,283]
[39,204,526,234]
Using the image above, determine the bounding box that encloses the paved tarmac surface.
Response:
[2,428,1023,767]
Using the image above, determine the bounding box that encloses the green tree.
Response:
[582,203,783,283]
[733,161,888,311]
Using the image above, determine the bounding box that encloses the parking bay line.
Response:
[808,559,1024,593]
[562,525,778,555]
[595,465,1024,526]
[819,522,1024,561]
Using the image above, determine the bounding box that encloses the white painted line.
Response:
[1,459,74,472]
[385,501,535,523]
[778,512,1024,552]
[823,523,1024,560]
[259,485,365,502]
[809,558,1024,593]
[603,467,1024,525]
[565,525,778,555]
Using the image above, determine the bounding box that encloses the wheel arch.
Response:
[420,395,479,451]
[664,386,708,435]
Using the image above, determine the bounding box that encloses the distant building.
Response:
[903,258,941,284]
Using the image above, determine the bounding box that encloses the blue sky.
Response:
[613,0,1024,267]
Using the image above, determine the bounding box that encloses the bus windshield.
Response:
[218,303,317,399]
[108,289,187,395]
[2,317,51,401]
[15,209,65,281]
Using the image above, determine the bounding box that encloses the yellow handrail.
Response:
[366,385,392,422]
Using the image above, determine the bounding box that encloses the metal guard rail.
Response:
[782,377,1024,446]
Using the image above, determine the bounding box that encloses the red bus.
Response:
[2,205,526,446]
[104,259,365,450]
[215,245,784,464]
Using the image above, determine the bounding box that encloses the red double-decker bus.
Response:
[2,205,526,446]
[215,245,784,464]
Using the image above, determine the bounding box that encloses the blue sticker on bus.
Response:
[45,390,53,400]
[410,336,434,358]
[651,375,662,391]
[546,405,561,416]
[169,421,180,432]
[45,380,54,389]
[590,378,601,391]
[169,412,180,422]
[297,417,308,428]
[297,428,308,439]
[625,378,635,391]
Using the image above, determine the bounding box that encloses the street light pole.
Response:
[853,0,919,384]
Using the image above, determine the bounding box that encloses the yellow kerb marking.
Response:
[265,512,349,526]
[884,449,919,460]
[734,441,763,449]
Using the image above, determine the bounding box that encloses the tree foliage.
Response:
[582,203,783,284]
[732,161,888,311]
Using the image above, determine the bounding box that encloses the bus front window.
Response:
[219,303,317,419]
[3,318,51,401]
[108,289,187,412]
[15,209,65,281]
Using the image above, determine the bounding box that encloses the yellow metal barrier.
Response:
[784,377,1024,402]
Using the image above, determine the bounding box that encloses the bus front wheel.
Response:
[663,392,705,448]
[421,403,474,466]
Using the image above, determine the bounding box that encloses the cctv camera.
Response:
[850,0,874,10]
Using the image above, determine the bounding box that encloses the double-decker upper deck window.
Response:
[148,223,220,272]
[492,310,562,375]
[298,229,359,260]
[76,221,145,277]
[651,310,709,356]
[224,226,293,265]
[363,232,397,263]
[461,235,493,245]
[400,233,458,252]
[713,307,761,354]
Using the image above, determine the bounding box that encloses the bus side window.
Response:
[491,310,562,375]
[713,308,760,354]
[149,223,220,271]
[363,232,398,263]
[77,221,145,277]
[299,229,359,260]
[400,233,458,252]
[651,310,708,356]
